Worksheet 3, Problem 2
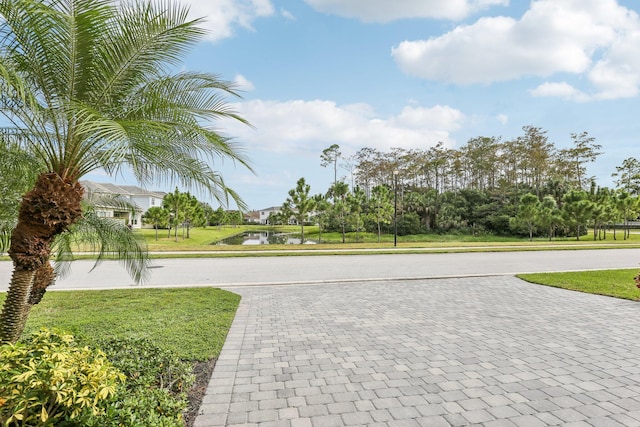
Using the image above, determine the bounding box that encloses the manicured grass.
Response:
[0,287,240,361]
[518,269,640,301]
[140,225,257,250]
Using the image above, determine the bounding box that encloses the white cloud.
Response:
[234,74,255,92]
[180,0,275,41]
[220,100,465,154]
[304,0,508,23]
[530,82,589,102]
[392,0,640,100]
[496,114,508,125]
[281,8,296,21]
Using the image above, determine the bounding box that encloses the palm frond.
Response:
[0,0,252,207]
[0,138,41,248]
[53,207,149,284]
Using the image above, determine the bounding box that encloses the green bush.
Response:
[82,336,195,426]
[93,336,194,394]
[0,329,124,426]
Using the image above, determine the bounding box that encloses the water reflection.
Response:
[216,231,317,245]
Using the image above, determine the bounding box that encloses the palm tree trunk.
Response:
[0,173,83,344]
[0,268,35,343]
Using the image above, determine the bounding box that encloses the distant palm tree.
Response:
[143,207,170,241]
[0,0,252,343]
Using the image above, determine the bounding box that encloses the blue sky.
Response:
[90,0,640,211]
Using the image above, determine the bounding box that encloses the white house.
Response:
[80,181,166,229]
[258,206,317,226]
[258,206,282,225]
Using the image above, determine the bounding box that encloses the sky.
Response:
[88,0,640,211]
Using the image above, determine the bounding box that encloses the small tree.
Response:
[182,193,204,238]
[163,188,188,242]
[367,185,393,243]
[536,195,562,241]
[562,190,593,240]
[513,193,540,241]
[313,194,330,243]
[283,178,316,244]
[327,181,350,243]
[142,207,169,241]
[347,187,366,242]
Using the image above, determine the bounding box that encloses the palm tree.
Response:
[0,0,252,343]
[143,207,170,241]
[163,188,189,242]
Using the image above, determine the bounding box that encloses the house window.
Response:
[151,198,155,206]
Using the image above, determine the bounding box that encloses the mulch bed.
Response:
[184,358,217,427]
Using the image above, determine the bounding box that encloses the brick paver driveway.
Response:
[195,276,640,426]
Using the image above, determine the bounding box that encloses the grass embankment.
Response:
[518,269,640,301]
[5,287,240,361]
[137,225,640,255]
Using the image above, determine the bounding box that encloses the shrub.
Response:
[396,212,423,235]
[0,329,124,426]
[82,336,195,426]
[93,336,194,395]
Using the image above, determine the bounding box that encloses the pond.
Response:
[215,231,317,245]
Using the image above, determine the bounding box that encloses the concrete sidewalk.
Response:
[194,276,640,426]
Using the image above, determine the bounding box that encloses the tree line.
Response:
[142,188,244,241]
[277,126,640,242]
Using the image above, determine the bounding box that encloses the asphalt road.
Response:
[0,249,638,291]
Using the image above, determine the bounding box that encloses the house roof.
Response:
[244,211,260,220]
[80,181,166,198]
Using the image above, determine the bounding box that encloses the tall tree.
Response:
[283,178,315,244]
[320,144,342,191]
[560,132,602,189]
[0,0,252,343]
[612,157,640,196]
[517,126,554,197]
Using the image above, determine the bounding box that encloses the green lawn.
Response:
[141,225,640,252]
[1,287,240,361]
[518,269,640,301]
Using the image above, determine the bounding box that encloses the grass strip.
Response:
[0,287,240,361]
[518,269,640,301]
